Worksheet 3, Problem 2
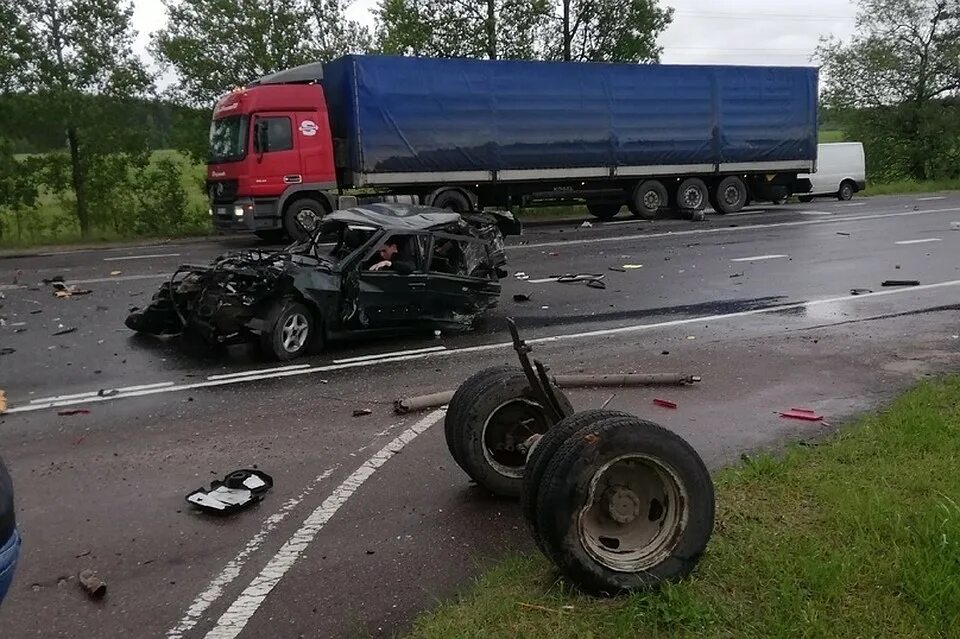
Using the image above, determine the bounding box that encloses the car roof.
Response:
[323,203,463,231]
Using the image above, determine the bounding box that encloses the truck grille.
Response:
[206,179,239,204]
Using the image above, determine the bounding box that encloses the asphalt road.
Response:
[1,193,960,638]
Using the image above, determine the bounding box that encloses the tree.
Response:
[550,0,673,63]
[819,0,960,181]
[8,0,154,237]
[0,139,40,242]
[154,0,370,108]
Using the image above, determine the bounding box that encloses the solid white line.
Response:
[509,207,960,251]
[331,345,446,364]
[799,211,834,216]
[202,409,446,639]
[207,364,311,381]
[103,253,181,261]
[73,274,170,285]
[837,202,867,207]
[9,279,960,415]
[601,219,641,226]
[895,238,942,245]
[166,466,338,639]
[917,196,947,201]
[730,254,788,262]
[30,381,175,404]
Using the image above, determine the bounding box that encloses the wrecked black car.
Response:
[125,203,521,360]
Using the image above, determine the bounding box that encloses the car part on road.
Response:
[850,288,873,296]
[78,569,107,600]
[881,280,920,287]
[0,348,13,356]
[352,408,373,417]
[780,408,824,422]
[652,398,678,409]
[186,469,274,515]
[513,293,531,302]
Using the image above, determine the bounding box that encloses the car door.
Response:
[423,233,501,323]
[355,232,431,328]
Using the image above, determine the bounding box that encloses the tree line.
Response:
[1,0,958,242]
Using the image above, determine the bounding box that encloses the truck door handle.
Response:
[283,174,303,184]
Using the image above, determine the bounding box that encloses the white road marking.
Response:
[202,409,446,639]
[730,254,788,262]
[29,381,175,404]
[103,253,182,262]
[0,273,167,291]
[9,279,960,415]
[331,345,446,364]
[601,219,642,226]
[166,466,339,639]
[917,196,947,201]
[509,207,960,251]
[799,210,834,216]
[895,238,942,245]
[207,364,311,381]
[837,202,867,207]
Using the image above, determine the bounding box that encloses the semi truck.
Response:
[207,55,818,241]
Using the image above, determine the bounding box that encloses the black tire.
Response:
[255,229,287,243]
[534,415,714,595]
[712,176,747,215]
[676,178,708,213]
[282,197,326,242]
[260,299,317,361]
[630,181,668,219]
[444,367,573,498]
[587,202,622,221]
[125,282,182,335]
[432,189,471,213]
[522,409,634,553]
[798,195,814,203]
[838,180,855,201]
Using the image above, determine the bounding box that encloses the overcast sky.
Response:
[132,0,859,75]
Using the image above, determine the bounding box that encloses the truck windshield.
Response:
[209,115,248,163]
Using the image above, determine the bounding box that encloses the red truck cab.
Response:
[207,65,338,241]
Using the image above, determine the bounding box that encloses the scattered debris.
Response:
[75,550,91,559]
[513,271,529,281]
[780,407,823,422]
[556,273,604,284]
[353,408,373,417]
[513,293,531,302]
[686,335,697,340]
[186,469,274,515]
[78,569,107,600]
[579,221,593,229]
[0,347,14,356]
[42,276,65,285]
[850,288,873,296]
[541,305,550,310]
[0,390,6,414]
[951,221,960,231]
[97,389,119,398]
[53,283,92,298]
[881,280,920,287]
[29,309,42,315]
[433,329,442,339]
[729,272,744,279]
[600,393,616,409]
[661,350,670,355]
[608,266,626,273]
[836,231,851,236]
[653,398,678,409]
[548,252,560,257]
[58,409,90,416]
[110,270,122,276]
[586,279,606,289]
[622,264,643,269]
[895,265,901,270]
[52,327,77,336]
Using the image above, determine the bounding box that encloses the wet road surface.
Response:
[1,193,959,637]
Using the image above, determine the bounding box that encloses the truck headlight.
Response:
[234,206,244,218]
[208,207,213,217]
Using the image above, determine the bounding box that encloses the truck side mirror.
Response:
[253,119,267,160]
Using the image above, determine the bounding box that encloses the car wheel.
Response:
[261,299,316,361]
[712,176,747,214]
[282,198,326,242]
[630,181,668,219]
[838,181,855,201]
[533,414,715,595]
[587,202,622,221]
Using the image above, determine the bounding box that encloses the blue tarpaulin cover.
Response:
[323,55,818,176]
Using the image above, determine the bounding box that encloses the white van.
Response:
[798,142,866,201]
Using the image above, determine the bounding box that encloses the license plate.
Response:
[216,207,228,216]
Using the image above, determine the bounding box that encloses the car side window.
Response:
[428,234,491,279]
[364,232,425,274]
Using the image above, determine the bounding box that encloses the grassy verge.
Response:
[863,179,960,197]
[409,377,960,639]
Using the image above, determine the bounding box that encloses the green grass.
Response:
[818,129,846,143]
[409,377,960,639]
[864,178,960,197]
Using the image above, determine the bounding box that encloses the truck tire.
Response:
[587,202,622,221]
[630,181,668,219]
[432,189,472,213]
[676,178,708,213]
[533,415,715,595]
[283,198,327,242]
[444,365,517,470]
[712,176,747,215]
[837,180,855,201]
[445,367,573,498]
[261,298,318,361]
[522,409,634,553]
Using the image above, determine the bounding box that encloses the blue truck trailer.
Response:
[208,55,818,238]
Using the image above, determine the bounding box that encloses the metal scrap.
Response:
[78,569,107,599]
[186,469,274,515]
[881,280,920,287]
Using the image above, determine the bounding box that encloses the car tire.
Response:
[432,189,472,213]
[444,367,573,498]
[282,197,327,242]
[676,178,708,214]
[630,181,668,219]
[798,195,814,203]
[587,202,622,221]
[522,409,635,553]
[712,176,747,215]
[534,415,715,596]
[838,180,855,201]
[261,299,316,361]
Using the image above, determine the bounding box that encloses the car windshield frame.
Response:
[209,115,249,163]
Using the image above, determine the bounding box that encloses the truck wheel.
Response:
[533,415,715,595]
[261,299,317,361]
[432,189,471,213]
[712,176,747,215]
[444,365,517,470]
[444,367,573,498]
[587,202,622,221]
[798,195,814,203]
[837,180,855,201]
[522,409,634,553]
[630,181,668,219]
[283,198,327,242]
[676,178,708,213]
